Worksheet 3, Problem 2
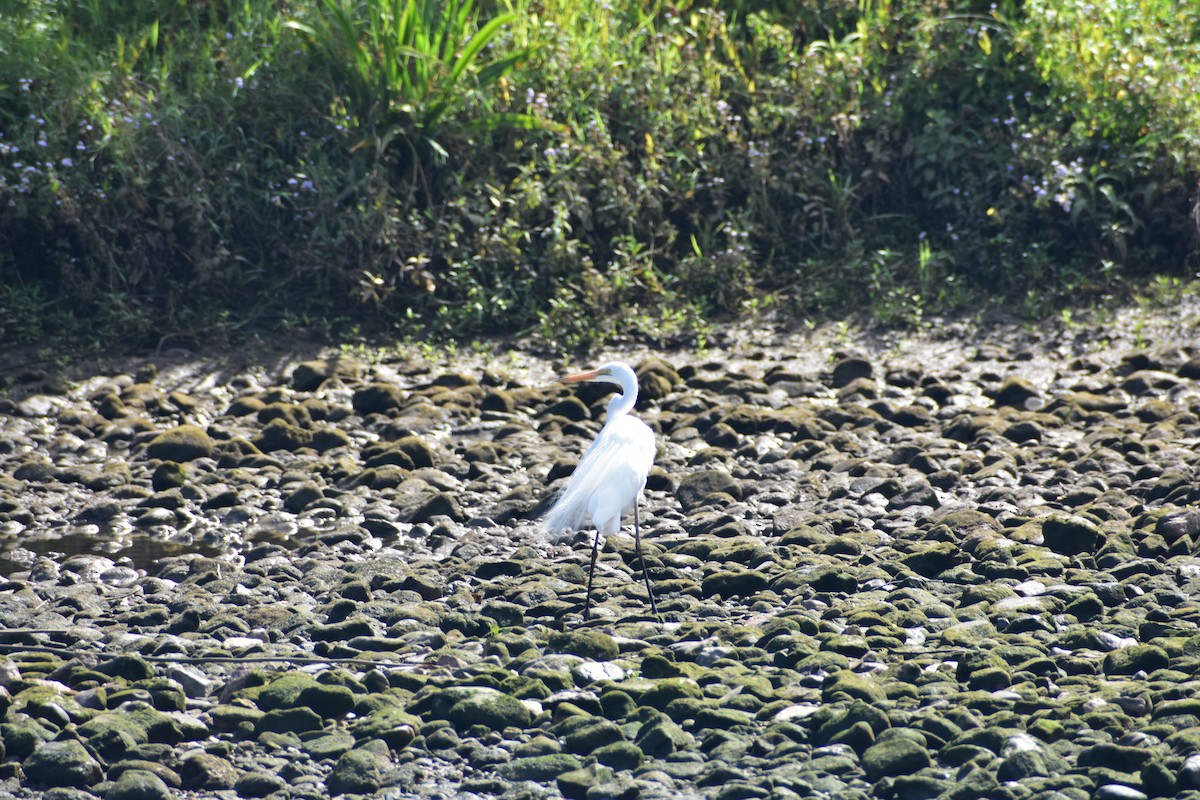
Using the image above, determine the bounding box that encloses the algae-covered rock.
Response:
[862,735,932,781]
[23,739,103,788]
[350,706,421,747]
[105,769,172,800]
[1041,515,1105,555]
[635,715,695,757]
[145,425,214,462]
[1103,645,1170,676]
[235,770,288,798]
[178,751,238,790]
[499,754,584,782]
[556,716,625,754]
[547,630,620,662]
[326,747,386,795]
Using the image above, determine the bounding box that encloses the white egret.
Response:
[543,361,659,620]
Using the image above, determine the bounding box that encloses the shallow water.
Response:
[0,526,228,575]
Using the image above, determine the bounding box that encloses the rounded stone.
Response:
[677,471,742,510]
[144,425,214,461]
[326,748,385,795]
[104,769,171,800]
[832,357,873,388]
[446,689,533,731]
[178,752,237,790]
[1041,515,1105,555]
[547,631,620,662]
[498,754,583,782]
[23,740,103,788]
[233,771,287,798]
[295,684,356,718]
[1103,645,1170,676]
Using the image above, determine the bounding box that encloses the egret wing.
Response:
[542,416,655,537]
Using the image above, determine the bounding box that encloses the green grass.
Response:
[1,0,1198,352]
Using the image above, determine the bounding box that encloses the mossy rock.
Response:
[352,383,405,415]
[145,425,214,462]
[252,418,314,452]
[242,672,320,710]
[862,735,932,781]
[629,678,703,710]
[546,630,619,662]
[1041,515,1105,555]
[1103,645,1170,676]
[178,751,238,790]
[557,716,625,754]
[676,470,742,511]
[106,769,172,800]
[257,401,312,428]
[593,740,643,770]
[702,569,770,598]
[441,688,532,731]
[326,747,386,795]
[24,740,102,788]
[292,358,361,391]
[498,754,584,782]
[634,715,694,757]
[815,699,892,748]
[296,684,356,718]
[350,706,419,748]
[150,461,187,491]
[208,705,264,733]
[391,435,435,468]
[254,707,323,735]
[77,706,185,745]
[901,541,962,576]
[312,427,353,452]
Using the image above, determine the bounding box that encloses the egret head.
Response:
[559,362,640,414]
[561,362,624,386]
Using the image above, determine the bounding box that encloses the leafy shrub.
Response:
[1,0,1197,349]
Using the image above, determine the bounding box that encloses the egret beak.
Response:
[560,368,602,384]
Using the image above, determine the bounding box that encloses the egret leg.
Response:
[584,527,601,621]
[635,501,660,619]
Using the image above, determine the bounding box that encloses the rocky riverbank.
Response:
[2,300,1200,800]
